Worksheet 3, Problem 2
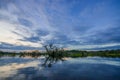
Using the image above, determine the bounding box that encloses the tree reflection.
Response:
[42,44,67,67]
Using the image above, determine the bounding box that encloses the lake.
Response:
[0,57,120,80]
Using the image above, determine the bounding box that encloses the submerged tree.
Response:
[43,44,66,67]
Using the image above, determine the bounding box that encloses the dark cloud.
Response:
[18,18,33,27]
[20,36,40,43]
[0,42,41,50]
[36,29,49,36]
[88,45,120,50]
[17,29,50,43]
[0,0,120,50]
[80,25,120,45]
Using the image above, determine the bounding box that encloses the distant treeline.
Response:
[0,51,43,58]
[0,49,120,58]
[66,49,120,58]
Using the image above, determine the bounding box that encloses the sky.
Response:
[0,0,120,50]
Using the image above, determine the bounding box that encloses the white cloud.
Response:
[68,43,120,50]
[0,2,46,48]
[0,1,59,49]
[0,20,42,47]
[0,0,119,50]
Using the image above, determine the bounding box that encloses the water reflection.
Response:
[0,57,42,79]
[0,57,120,80]
[42,44,67,67]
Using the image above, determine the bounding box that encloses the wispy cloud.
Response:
[0,0,120,50]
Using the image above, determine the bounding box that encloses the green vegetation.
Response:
[0,49,120,58]
[0,51,43,58]
[66,50,120,58]
[42,44,67,67]
[19,51,43,58]
[0,46,120,67]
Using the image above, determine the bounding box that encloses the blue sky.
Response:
[0,0,120,50]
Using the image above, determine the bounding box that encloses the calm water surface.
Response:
[0,57,120,80]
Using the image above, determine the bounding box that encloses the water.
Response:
[0,57,120,80]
